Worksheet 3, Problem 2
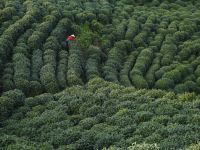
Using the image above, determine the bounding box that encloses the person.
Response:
[66,34,76,50]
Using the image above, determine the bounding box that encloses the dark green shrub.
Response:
[86,45,102,80]
[57,50,68,89]
[120,51,138,86]
[79,117,98,129]
[67,43,84,86]
[40,64,59,93]
[134,111,154,123]
[76,131,96,150]
[194,65,200,77]
[185,81,199,92]
[131,74,149,89]
[0,89,25,121]
[155,78,174,90]
[85,105,102,117]
[171,114,188,124]
[31,49,43,81]
[174,84,189,93]
[131,48,154,76]
[94,133,122,150]
[155,104,179,117]
[151,115,170,126]
[186,143,200,150]
[125,19,140,40]
[29,81,43,96]
[25,93,54,107]
[155,65,177,80]
[133,31,148,47]
[2,63,14,91]
[43,36,61,51]
[145,57,161,88]
[134,121,163,137]
[104,40,131,83]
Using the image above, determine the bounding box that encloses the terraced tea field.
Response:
[1,0,200,149]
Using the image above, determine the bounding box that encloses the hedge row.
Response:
[125,18,140,40]
[40,64,59,94]
[40,31,62,93]
[86,45,102,80]
[142,19,169,88]
[160,36,177,66]
[31,49,43,81]
[178,39,200,61]
[12,30,33,95]
[47,18,71,89]
[155,64,192,90]
[133,15,157,47]
[130,48,154,88]
[57,50,68,89]
[0,0,27,33]
[0,6,17,23]
[97,0,113,24]
[112,20,127,42]
[175,19,198,41]
[0,1,41,73]
[155,64,178,80]
[0,0,23,24]
[120,51,138,86]
[40,17,71,92]
[0,89,25,122]
[1,63,14,91]
[27,12,61,50]
[130,50,153,88]
[67,43,84,86]
[104,40,132,83]
[145,54,162,88]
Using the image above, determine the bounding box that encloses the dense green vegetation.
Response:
[1,0,200,94]
[1,0,200,149]
[1,78,200,149]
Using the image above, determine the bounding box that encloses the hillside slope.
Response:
[1,78,200,149]
[1,0,200,95]
[1,0,200,149]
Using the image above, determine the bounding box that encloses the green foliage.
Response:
[0,7,16,23]
[104,40,132,83]
[86,45,102,80]
[127,142,159,150]
[1,1,200,149]
[0,89,25,121]
[125,19,140,40]
[112,20,127,41]
[1,78,200,149]
[120,51,138,86]
[145,56,161,88]
[174,83,189,93]
[29,81,43,96]
[155,78,175,90]
[40,64,59,93]
[31,49,43,81]
[135,111,154,123]
[2,63,14,91]
[131,48,154,76]
[131,74,149,89]
[0,1,41,79]
[76,23,98,49]
[186,143,200,150]
[67,43,84,86]
[57,50,68,89]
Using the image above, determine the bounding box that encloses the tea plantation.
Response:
[0,0,200,149]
